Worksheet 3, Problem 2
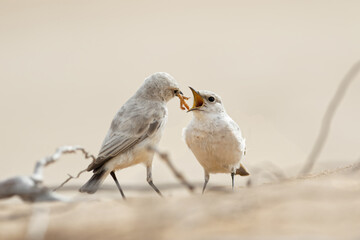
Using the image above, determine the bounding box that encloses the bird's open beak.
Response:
[188,87,204,112]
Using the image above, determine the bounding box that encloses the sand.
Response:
[1,165,360,240]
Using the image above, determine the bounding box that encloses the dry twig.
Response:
[53,169,87,191]
[299,61,360,176]
[148,145,195,192]
[0,146,95,202]
[52,147,95,191]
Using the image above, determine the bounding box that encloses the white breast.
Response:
[184,113,245,173]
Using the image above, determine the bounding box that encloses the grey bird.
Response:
[183,87,250,193]
[79,72,184,198]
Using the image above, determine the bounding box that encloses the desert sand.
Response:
[1,166,360,240]
[1,0,360,239]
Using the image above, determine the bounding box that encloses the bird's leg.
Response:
[231,171,235,191]
[110,171,126,199]
[146,165,163,197]
[202,171,210,194]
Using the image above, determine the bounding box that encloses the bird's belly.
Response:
[186,129,242,173]
[105,135,160,171]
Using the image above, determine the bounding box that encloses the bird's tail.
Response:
[236,163,250,176]
[79,169,107,194]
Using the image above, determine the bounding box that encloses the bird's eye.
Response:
[208,96,215,102]
[174,89,179,95]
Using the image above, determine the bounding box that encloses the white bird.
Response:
[79,72,184,198]
[183,87,249,193]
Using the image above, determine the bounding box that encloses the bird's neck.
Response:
[135,90,166,102]
[193,111,227,121]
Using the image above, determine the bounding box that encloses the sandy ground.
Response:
[1,164,360,240]
[1,1,360,239]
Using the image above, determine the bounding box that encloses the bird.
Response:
[79,72,185,198]
[183,87,249,193]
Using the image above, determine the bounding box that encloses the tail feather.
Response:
[236,164,250,176]
[79,169,106,194]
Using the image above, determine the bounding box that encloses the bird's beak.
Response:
[188,87,204,112]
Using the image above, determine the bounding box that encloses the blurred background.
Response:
[0,0,359,191]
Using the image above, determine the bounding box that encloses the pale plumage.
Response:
[183,87,249,193]
[80,72,183,198]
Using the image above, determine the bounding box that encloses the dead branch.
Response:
[299,61,360,176]
[32,146,94,183]
[53,169,87,192]
[52,147,96,191]
[148,146,195,192]
[0,146,95,202]
[0,176,69,202]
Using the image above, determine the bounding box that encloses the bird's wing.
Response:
[227,119,249,175]
[87,110,165,171]
[228,118,246,154]
[98,120,161,159]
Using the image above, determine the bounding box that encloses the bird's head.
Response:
[187,87,225,115]
[140,72,183,102]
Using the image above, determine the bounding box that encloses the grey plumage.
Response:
[80,72,182,196]
[79,169,106,194]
